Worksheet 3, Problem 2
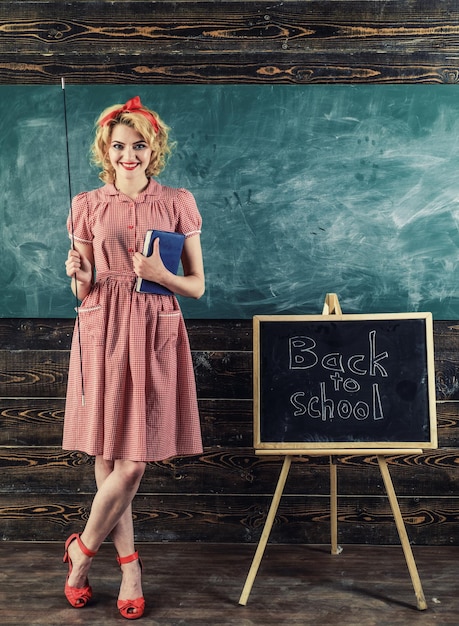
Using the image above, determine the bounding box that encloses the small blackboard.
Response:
[254,313,437,451]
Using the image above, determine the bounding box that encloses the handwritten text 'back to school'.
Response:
[288,330,388,423]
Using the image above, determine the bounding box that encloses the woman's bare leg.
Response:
[93,457,144,604]
[66,455,146,600]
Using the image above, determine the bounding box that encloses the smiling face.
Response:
[108,123,153,184]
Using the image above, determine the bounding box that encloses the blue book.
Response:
[136,230,185,295]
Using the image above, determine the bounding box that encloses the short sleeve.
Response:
[175,189,202,239]
[66,192,93,244]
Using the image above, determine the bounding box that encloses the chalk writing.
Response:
[288,331,388,423]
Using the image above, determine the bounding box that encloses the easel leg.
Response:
[377,456,427,611]
[330,456,339,554]
[238,455,292,606]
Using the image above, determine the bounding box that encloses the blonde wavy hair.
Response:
[91,101,174,183]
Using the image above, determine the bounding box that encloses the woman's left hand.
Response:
[133,234,205,300]
[132,237,167,284]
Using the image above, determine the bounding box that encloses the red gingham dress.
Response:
[63,179,203,462]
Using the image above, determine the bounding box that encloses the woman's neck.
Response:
[114,177,150,200]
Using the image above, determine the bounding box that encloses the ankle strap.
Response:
[117,550,139,566]
[77,534,97,558]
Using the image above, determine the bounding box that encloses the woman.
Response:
[63,96,204,620]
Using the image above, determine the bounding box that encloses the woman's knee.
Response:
[115,460,146,487]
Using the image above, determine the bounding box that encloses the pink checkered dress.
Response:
[63,179,203,462]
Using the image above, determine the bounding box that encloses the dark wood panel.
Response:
[0,319,73,350]
[1,446,458,499]
[0,349,251,398]
[0,318,252,351]
[0,317,457,547]
[0,58,457,85]
[2,2,459,50]
[0,397,254,447]
[1,320,459,400]
[64,447,459,499]
[0,492,457,544]
[0,317,453,355]
[0,350,453,400]
[1,2,459,84]
[193,351,251,399]
[1,397,458,448]
[199,398,253,447]
[432,320,459,352]
[434,322,459,401]
[436,402,459,448]
[0,398,65,446]
[0,350,68,397]
[3,28,458,59]
[187,320,252,352]
[3,1,458,51]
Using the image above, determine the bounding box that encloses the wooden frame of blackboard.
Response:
[253,312,437,452]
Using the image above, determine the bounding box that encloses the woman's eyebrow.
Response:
[111,140,146,145]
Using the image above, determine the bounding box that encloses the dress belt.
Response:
[96,271,136,284]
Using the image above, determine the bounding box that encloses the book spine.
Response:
[136,231,153,291]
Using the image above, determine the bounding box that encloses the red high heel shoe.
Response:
[63,533,97,608]
[117,551,145,620]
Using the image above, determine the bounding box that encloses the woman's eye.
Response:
[111,142,147,150]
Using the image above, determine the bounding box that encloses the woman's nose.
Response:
[124,146,137,160]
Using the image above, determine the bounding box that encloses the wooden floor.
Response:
[0,542,458,625]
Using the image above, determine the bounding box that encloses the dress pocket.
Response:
[154,310,181,352]
[76,303,105,346]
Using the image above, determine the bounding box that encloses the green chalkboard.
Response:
[2,84,459,318]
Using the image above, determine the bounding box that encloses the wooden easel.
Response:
[238,294,428,611]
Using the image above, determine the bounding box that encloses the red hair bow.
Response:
[99,96,159,133]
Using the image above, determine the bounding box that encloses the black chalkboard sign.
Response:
[254,313,437,450]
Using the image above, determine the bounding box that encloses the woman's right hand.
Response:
[65,242,95,301]
[65,249,92,282]
[65,250,91,282]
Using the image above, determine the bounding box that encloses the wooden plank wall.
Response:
[1,1,459,545]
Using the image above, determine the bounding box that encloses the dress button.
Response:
[128,225,134,229]
[128,248,134,253]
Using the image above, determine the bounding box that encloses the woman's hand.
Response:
[65,243,94,301]
[133,237,167,284]
[65,249,92,282]
[133,235,205,300]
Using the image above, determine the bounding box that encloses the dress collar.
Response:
[103,178,162,200]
